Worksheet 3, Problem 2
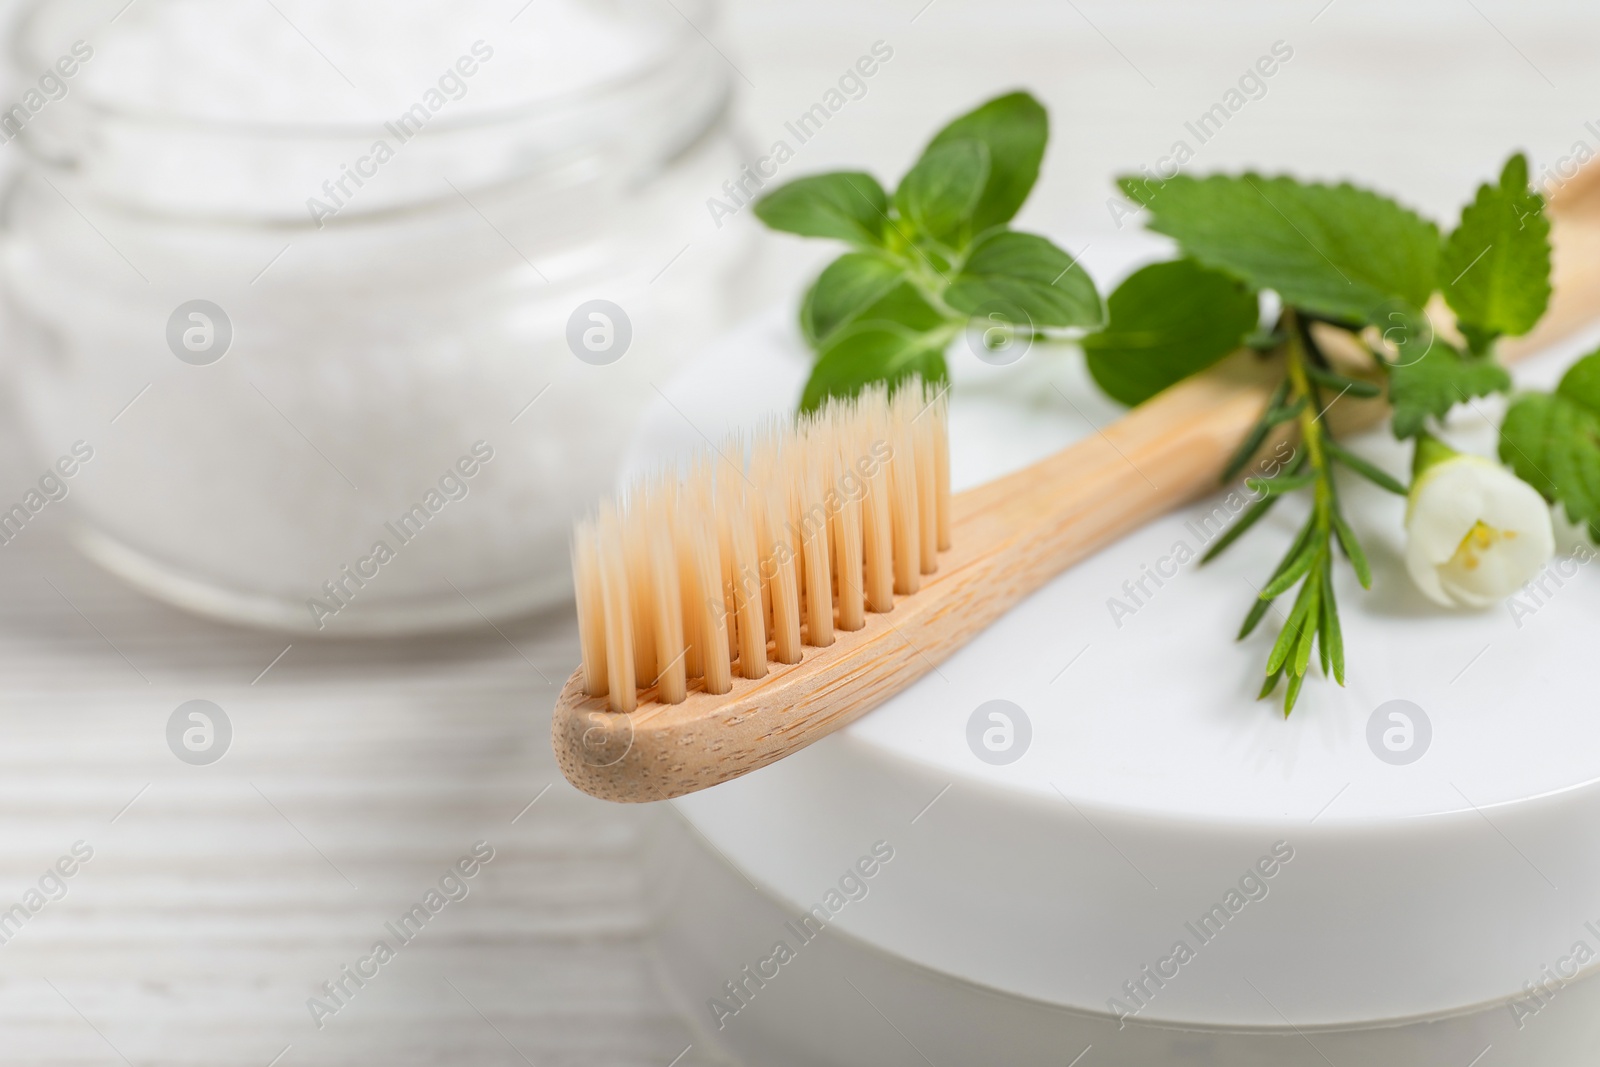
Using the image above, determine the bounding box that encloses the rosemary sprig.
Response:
[1206,310,1387,715]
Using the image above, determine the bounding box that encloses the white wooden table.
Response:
[0,394,715,1065]
[2,1,1596,1063]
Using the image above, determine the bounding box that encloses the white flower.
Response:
[1405,453,1554,608]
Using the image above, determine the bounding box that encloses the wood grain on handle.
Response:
[553,170,1600,804]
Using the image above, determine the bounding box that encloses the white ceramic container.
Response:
[624,304,1600,1066]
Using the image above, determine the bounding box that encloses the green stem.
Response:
[1271,309,1343,713]
[1285,311,1334,541]
[896,245,968,322]
[1411,431,1458,482]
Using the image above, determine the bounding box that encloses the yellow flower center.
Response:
[1450,520,1516,571]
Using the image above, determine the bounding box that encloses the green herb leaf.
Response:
[1117,173,1439,323]
[1265,397,1310,425]
[800,253,906,346]
[1266,575,1314,675]
[1283,669,1306,715]
[1498,348,1600,532]
[853,283,949,336]
[1240,597,1275,642]
[1252,500,1317,595]
[1330,510,1372,589]
[1081,259,1258,406]
[1260,540,1318,599]
[944,231,1103,329]
[1560,346,1600,409]
[1292,566,1323,676]
[894,139,990,244]
[754,172,890,247]
[1324,439,1408,495]
[1305,364,1383,398]
[922,91,1047,232]
[1316,579,1332,677]
[1459,321,1499,359]
[1260,521,1317,599]
[1387,341,1512,439]
[799,322,951,414]
[1218,380,1292,484]
[1320,563,1345,684]
[1440,152,1552,343]
[1219,425,1272,487]
[1246,471,1318,497]
[1201,492,1279,564]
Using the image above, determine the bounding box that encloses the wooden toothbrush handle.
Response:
[551,171,1600,804]
[551,357,1308,803]
[946,353,1284,589]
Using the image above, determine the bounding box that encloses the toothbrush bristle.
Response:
[572,381,951,712]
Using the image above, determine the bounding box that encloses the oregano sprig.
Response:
[1204,310,1388,712]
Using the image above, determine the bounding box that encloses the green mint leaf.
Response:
[922,91,1047,232]
[1459,321,1499,358]
[805,278,948,349]
[800,253,905,347]
[754,172,889,246]
[799,323,950,414]
[1559,346,1600,409]
[1081,259,1257,406]
[894,139,990,244]
[1499,348,1600,532]
[944,230,1103,329]
[1387,342,1511,438]
[1440,152,1552,343]
[852,283,948,335]
[1118,173,1439,323]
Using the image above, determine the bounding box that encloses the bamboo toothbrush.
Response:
[553,174,1600,804]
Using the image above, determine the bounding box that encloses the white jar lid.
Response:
[631,304,1600,1028]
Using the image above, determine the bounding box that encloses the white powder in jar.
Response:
[72,0,676,125]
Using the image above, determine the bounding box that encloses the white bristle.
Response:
[572,381,949,712]
[595,503,635,713]
[888,389,921,596]
[859,393,895,614]
[646,484,687,704]
[831,433,865,632]
[572,520,607,698]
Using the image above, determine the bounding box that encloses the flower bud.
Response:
[1404,437,1554,608]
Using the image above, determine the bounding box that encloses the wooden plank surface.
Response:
[0,395,723,1065]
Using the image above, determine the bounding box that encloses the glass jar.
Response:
[2,0,759,633]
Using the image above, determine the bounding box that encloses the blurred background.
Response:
[0,0,1595,1063]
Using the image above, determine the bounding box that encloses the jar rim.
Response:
[12,0,715,140]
